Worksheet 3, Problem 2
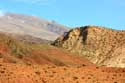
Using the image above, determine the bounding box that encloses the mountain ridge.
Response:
[0,12,69,41]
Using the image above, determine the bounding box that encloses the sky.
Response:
[0,0,125,30]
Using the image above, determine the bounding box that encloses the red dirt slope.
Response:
[30,48,94,66]
[0,33,93,66]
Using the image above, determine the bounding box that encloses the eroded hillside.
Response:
[53,26,125,67]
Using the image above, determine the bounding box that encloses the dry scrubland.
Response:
[0,26,125,83]
[0,63,125,83]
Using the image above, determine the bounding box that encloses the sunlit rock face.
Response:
[53,26,125,67]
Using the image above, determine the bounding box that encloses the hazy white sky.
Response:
[0,10,4,16]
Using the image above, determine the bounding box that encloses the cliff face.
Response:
[53,26,125,67]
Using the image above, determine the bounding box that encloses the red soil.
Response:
[30,48,94,66]
[0,41,94,67]
[0,62,125,83]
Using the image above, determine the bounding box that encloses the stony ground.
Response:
[0,62,125,83]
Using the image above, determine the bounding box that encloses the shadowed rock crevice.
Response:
[80,26,88,44]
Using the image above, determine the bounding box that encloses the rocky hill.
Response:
[0,13,69,41]
[53,26,125,67]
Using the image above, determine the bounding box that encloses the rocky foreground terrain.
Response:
[0,63,125,83]
[53,26,125,67]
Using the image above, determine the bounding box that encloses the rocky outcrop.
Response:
[53,26,125,67]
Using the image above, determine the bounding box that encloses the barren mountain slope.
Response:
[53,26,125,67]
[0,13,69,40]
[4,33,51,44]
[0,33,93,66]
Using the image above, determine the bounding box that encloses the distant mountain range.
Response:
[0,13,69,41]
